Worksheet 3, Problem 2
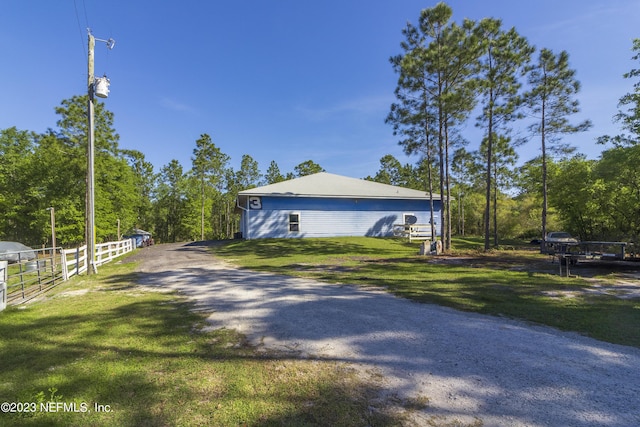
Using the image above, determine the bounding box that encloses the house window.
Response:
[289,213,300,232]
[403,213,417,225]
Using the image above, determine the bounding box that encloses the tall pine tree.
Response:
[525,49,591,243]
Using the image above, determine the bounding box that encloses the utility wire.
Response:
[73,0,87,59]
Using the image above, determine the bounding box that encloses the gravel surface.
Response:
[130,242,640,426]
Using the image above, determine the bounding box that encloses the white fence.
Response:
[1,239,134,309]
[1,261,7,311]
[393,224,433,242]
[61,239,134,279]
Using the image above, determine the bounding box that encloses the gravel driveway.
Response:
[131,242,640,426]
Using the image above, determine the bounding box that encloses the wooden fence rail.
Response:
[61,238,134,280]
[393,224,433,242]
[1,239,134,309]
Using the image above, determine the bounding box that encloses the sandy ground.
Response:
[128,242,640,426]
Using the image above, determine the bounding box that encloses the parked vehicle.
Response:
[126,234,145,248]
[0,241,36,263]
[546,232,578,244]
[542,232,578,255]
[124,231,153,248]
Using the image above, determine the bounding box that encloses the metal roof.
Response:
[238,172,439,200]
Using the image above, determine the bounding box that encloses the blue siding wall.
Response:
[242,196,441,239]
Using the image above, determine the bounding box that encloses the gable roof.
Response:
[238,172,439,200]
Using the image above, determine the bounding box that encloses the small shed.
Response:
[236,172,441,239]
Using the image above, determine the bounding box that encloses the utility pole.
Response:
[86,29,114,275]
[87,32,96,274]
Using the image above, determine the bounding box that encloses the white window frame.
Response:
[288,212,301,233]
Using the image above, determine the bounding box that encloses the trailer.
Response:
[551,241,631,276]
[565,241,627,262]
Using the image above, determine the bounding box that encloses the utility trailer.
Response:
[545,239,628,261]
[551,241,631,276]
[563,241,628,263]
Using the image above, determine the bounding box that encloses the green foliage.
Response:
[551,149,640,242]
[0,127,39,244]
[596,145,640,241]
[192,134,229,192]
[601,38,640,146]
[190,134,230,241]
[547,40,640,243]
[525,49,592,152]
[475,19,532,249]
[122,149,156,233]
[227,154,261,193]
[366,154,429,190]
[548,156,598,239]
[524,48,592,242]
[153,159,189,242]
[0,96,149,246]
[455,191,486,236]
[3,33,640,248]
[264,160,285,184]
[293,159,324,177]
[387,2,483,251]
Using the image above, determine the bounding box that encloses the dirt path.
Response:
[129,242,640,426]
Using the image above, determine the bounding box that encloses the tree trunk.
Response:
[484,122,493,251]
[541,97,548,251]
[200,178,205,241]
[493,161,498,247]
[445,121,452,251]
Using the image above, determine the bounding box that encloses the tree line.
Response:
[0,96,325,247]
[2,2,639,249]
[380,2,640,250]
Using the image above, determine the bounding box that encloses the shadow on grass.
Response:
[100,254,640,427]
[0,288,399,426]
[239,252,640,349]
[13,240,635,425]
[376,262,640,347]
[208,236,640,348]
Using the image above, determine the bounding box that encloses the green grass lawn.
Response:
[3,237,638,426]
[0,257,402,426]
[213,236,640,348]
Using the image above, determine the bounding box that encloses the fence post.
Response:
[61,249,69,281]
[0,261,7,312]
[50,248,56,286]
[76,247,80,276]
[36,260,43,289]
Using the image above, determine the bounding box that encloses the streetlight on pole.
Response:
[86,29,114,275]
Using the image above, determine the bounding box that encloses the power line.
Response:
[73,0,87,59]
[82,0,89,27]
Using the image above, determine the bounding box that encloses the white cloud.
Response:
[159,97,196,113]
[294,94,393,121]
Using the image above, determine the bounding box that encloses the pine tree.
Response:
[265,160,285,184]
[475,19,533,249]
[387,2,481,249]
[191,134,230,241]
[525,49,592,244]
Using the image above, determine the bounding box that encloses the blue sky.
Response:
[1,1,639,179]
